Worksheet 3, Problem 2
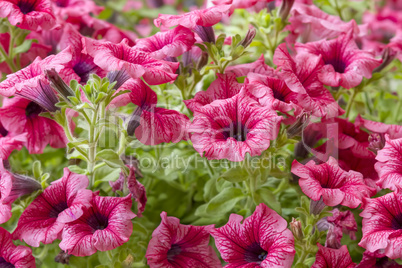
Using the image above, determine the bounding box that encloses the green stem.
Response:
[394,99,402,123]
[87,109,98,188]
[296,249,309,265]
[345,88,358,118]
[0,44,17,73]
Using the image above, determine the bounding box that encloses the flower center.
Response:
[391,214,402,230]
[0,122,8,137]
[48,202,69,218]
[325,58,347,73]
[167,244,181,261]
[87,212,109,231]
[244,243,268,263]
[73,56,98,84]
[223,122,248,142]
[55,0,70,7]
[17,0,37,14]
[25,101,44,119]
[0,257,15,268]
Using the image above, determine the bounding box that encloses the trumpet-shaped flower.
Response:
[375,136,402,191]
[0,227,35,268]
[312,244,356,268]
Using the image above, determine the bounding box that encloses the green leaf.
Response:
[220,166,248,183]
[96,149,125,169]
[67,139,89,152]
[13,39,33,55]
[32,160,42,179]
[254,187,282,213]
[205,188,245,215]
[68,165,89,175]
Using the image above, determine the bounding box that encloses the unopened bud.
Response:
[107,70,131,90]
[290,218,304,240]
[55,250,71,265]
[45,69,74,102]
[127,107,143,136]
[4,173,42,203]
[193,26,216,44]
[287,113,310,139]
[279,0,296,21]
[196,52,209,70]
[239,28,256,48]
[373,47,397,73]
[325,225,342,249]
[310,197,326,215]
[368,133,386,153]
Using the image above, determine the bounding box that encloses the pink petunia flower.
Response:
[295,31,382,89]
[85,38,179,85]
[246,72,300,113]
[59,194,136,256]
[359,191,402,259]
[0,97,68,154]
[145,212,221,268]
[154,5,231,29]
[126,79,190,145]
[134,26,196,60]
[273,43,343,118]
[225,54,274,77]
[0,119,26,160]
[110,165,147,217]
[291,157,375,208]
[210,203,295,267]
[189,92,282,162]
[355,114,402,140]
[184,73,242,113]
[356,250,402,268]
[0,227,36,268]
[0,0,56,31]
[375,136,402,191]
[0,164,13,224]
[51,0,103,19]
[13,168,92,247]
[0,51,71,97]
[312,244,356,268]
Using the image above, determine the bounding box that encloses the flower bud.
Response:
[287,113,310,139]
[239,28,256,49]
[373,47,397,73]
[107,70,131,90]
[310,197,326,215]
[290,218,304,241]
[325,225,342,249]
[368,133,386,153]
[279,0,296,21]
[16,80,60,113]
[4,173,42,203]
[54,250,71,265]
[127,107,143,136]
[193,26,216,44]
[196,51,209,71]
[45,69,75,102]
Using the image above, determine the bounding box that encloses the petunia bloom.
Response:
[126,79,190,145]
[154,5,231,29]
[51,0,103,19]
[110,165,147,217]
[355,114,402,140]
[85,38,179,85]
[291,157,375,208]
[359,191,402,259]
[225,54,274,77]
[356,250,402,268]
[0,119,26,160]
[134,26,196,60]
[273,43,343,118]
[0,0,56,31]
[189,92,282,162]
[210,203,295,267]
[145,212,221,268]
[13,168,92,247]
[0,97,68,154]
[0,227,36,268]
[312,244,356,268]
[184,73,242,113]
[295,32,382,89]
[375,136,402,191]
[59,195,136,256]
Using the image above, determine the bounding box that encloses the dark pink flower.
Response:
[287,4,359,43]
[355,115,402,140]
[273,43,343,118]
[0,164,13,224]
[184,73,242,113]
[154,5,231,29]
[0,51,71,97]
[189,93,282,162]
[359,191,402,259]
[246,72,300,113]
[295,32,382,89]
[126,79,190,145]
[0,119,26,160]
[312,244,356,268]
[213,0,274,11]
[85,38,179,85]
[13,168,92,247]
[357,250,402,268]
[0,0,56,31]
[0,97,68,154]
[225,54,275,77]
[51,0,103,19]
[145,212,221,268]
[59,194,136,256]
[134,26,196,60]
[375,136,402,191]
[210,203,295,267]
[110,165,147,217]
[0,227,35,268]
[291,157,375,208]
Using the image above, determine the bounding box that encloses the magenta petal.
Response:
[375,136,402,191]
[312,244,356,268]
[0,227,35,268]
